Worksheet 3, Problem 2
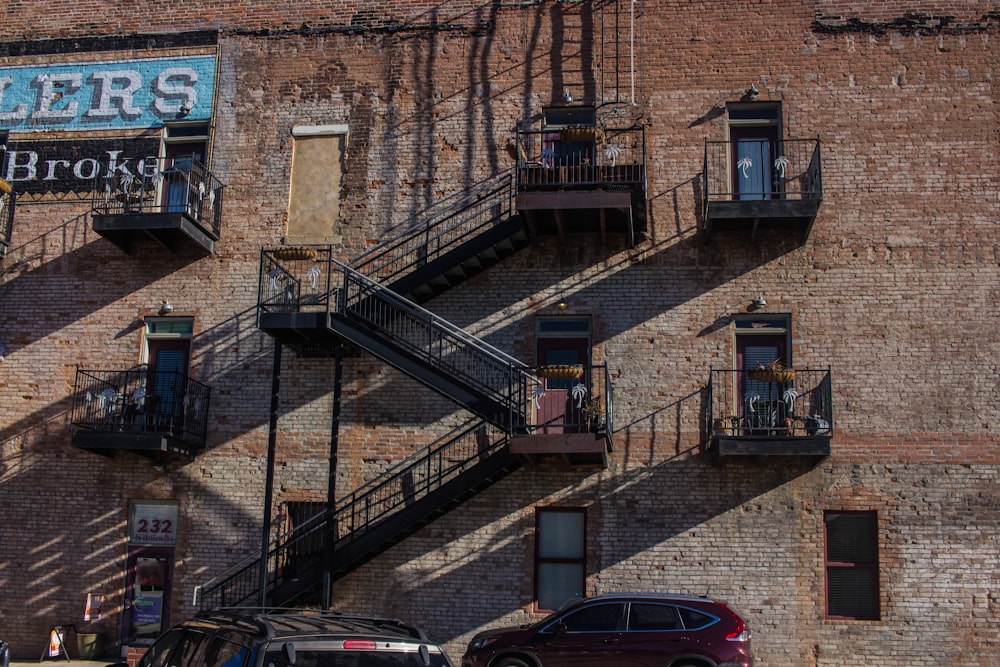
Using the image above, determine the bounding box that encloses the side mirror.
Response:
[552,623,568,635]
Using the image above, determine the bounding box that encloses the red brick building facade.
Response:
[1,2,998,665]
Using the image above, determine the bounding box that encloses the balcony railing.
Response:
[513,125,646,190]
[703,137,822,242]
[0,178,13,257]
[708,368,832,456]
[70,367,211,452]
[704,137,822,203]
[91,155,224,239]
[521,363,613,436]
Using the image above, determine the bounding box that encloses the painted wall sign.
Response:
[128,500,179,546]
[0,55,216,132]
[3,138,162,196]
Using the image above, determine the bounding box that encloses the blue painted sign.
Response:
[0,55,216,131]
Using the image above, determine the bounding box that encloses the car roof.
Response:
[585,592,716,604]
[192,608,430,642]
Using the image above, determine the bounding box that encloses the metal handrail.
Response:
[91,154,225,238]
[703,137,822,204]
[708,368,833,437]
[351,172,515,286]
[196,419,509,609]
[70,367,212,445]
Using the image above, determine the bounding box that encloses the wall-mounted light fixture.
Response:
[751,294,767,309]
[743,84,760,101]
[178,101,193,117]
[562,90,573,103]
[557,300,569,311]
[159,300,174,315]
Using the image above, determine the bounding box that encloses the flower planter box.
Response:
[747,369,796,383]
[272,247,317,261]
[536,364,584,380]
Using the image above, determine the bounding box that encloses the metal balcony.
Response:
[703,137,822,243]
[513,125,647,246]
[91,155,224,255]
[510,363,615,466]
[70,367,211,461]
[708,367,832,462]
[0,178,13,258]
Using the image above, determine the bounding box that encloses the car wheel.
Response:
[491,657,532,667]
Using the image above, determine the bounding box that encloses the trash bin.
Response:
[76,633,106,660]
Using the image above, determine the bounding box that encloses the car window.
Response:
[138,628,187,667]
[203,632,250,667]
[558,603,623,632]
[627,603,681,631]
[140,629,210,667]
[677,607,717,630]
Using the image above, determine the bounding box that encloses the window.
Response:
[558,602,622,632]
[727,102,782,200]
[535,508,585,611]
[287,125,347,244]
[143,317,193,424]
[824,511,880,620]
[627,603,681,631]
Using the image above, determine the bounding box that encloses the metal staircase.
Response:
[260,258,534,431]
[352,172,529,303]
[196,420,521,608]
[202,172,545,608]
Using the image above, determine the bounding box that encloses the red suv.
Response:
[462,593,752,667]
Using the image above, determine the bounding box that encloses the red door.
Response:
[536,337,589,434]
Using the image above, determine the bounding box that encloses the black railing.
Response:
[70,367,211,446]
[513,125,646,189]
[703,137,822,205]
[0,181,13,256]
[708,368,832,438]
[258,255,533,428]
[523,363,614,437]
[91,155,224,238]
[351,172,515,286]
[195,419,510,609]
[340,261,533,410]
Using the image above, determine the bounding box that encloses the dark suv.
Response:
[462,593,752,667]
[129,608,455,667]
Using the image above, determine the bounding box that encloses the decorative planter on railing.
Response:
[535,364,584,380]
[272,247,317,261]
[747,368,796,383]
[560,126,606,144]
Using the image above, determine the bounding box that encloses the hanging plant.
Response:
[747,360,796,384]
[535,364,584,380]
[272,247,318,261]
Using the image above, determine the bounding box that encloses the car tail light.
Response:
[720,604,750,642]
[343,640,377,650]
